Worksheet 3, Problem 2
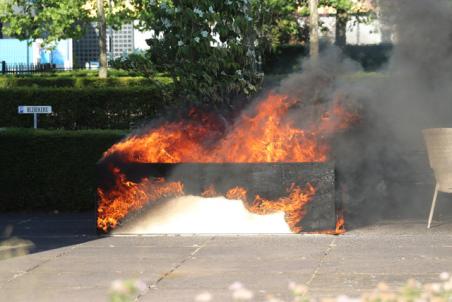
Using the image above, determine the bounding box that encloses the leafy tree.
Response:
[319,0,374,47]
[299,0,375,48]
[134,0,262,106]
[109,51,155,78]
[251,0,303,60]
[0,0,13,38]
[1,0,135,78]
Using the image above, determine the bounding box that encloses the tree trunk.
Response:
[97,0,108,78]
[0,22,3,39]
[309,0,319,61]
[335,9,348,48]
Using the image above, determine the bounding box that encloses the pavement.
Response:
[1,213,452,302]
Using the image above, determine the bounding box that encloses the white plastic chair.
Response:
[423,128,452,228]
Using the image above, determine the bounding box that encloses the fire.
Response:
[97,167,184,232]
[97,92,358,233]
[225,183,316,233]
[201,184,219,198]
[101,93,353,163]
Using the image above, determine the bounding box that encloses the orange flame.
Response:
[102,93,356,163]
[97,167,184,232]
[225,183,316,233]
[97,92,358,233]
[201,184,220,198]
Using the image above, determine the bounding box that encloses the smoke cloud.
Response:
[101,0,452,232]
[258,0,452,227]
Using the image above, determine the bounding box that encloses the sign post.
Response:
[18,106,52,129]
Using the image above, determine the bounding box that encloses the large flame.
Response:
[97,167,184,232]
[223,183,315,233]
[103,93,339,163]
[97,92,358,233]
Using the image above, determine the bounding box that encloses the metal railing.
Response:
[0,61,76,75]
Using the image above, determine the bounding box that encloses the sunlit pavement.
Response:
[0,213,452,302]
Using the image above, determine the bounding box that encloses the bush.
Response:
[2,69,149,78]
[109,52,155,78]
[0,86,174,129]
[0,76,173,88]
[263,44,308,74]
[261,44,393,74]
[344,43,393,71]
[0,128,126,212]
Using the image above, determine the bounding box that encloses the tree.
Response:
[135,0,262,106]
[319,0,374,48]
[250,0,303,63]
[309,0,319,60]
[0,0,13,39]
[97,0,108,78]
[1,0,135,78]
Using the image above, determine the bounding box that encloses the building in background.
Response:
[0,38,72,68]
[303,15,394,45]
[133,21,153,51]
[72,23,100,68]
[307,0,394,45]
[73,22,152,68]
[1,21,150,69]
[0,39,32,65]
[109,23,135,59]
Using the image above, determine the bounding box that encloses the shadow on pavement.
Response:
[0,212,98,257]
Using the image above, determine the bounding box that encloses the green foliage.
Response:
[2,0,90,47]
[251,0,303,55]
[0,86,173,129]
[6,69,169,78]
[0,128,126,212]
[263,45,308,74]
[319,0,353,11]
[136,0,262,105]
[0,76,165,88]
[1,0,136,48]
[109,52,156,78]
[344,43,393,71]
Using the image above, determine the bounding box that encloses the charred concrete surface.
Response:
[1,213,452,301]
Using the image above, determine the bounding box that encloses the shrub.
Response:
[0,76,172,88]
[109,52,155,78]
[344,44,393,71]
[0,128,127,212]
[0,86,174,129]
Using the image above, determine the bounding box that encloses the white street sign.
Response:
[18,106,52,114]
[17,105,53,129]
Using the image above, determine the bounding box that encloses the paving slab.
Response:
[0,213,452,301]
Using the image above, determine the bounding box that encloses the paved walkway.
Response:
[1,213,452,301]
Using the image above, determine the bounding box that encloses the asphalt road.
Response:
[1,213,452,302]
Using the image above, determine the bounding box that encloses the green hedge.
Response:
[0,86,174,129]
[0,128,126,211]
[344,44,393,71]
[0,76,173,88]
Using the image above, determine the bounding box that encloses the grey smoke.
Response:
[110,0,452,230]
[262,0,452,226]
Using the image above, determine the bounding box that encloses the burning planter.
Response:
[97,93,357,234]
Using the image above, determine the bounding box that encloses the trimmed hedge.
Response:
[0,76,173,88]
[0,86,174,129]
[0,128,126,212]
[344,44,393,71]
[262,44,393,74]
